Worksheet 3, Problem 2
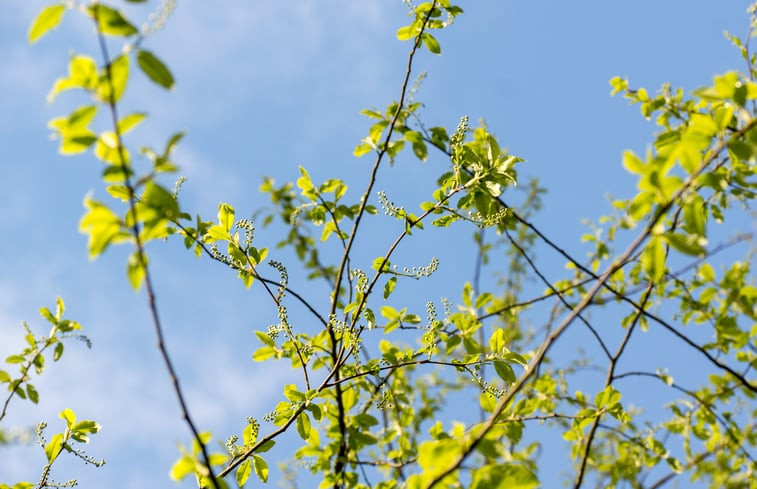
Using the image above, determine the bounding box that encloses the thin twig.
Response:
[90,11,219,488]
[503,227,613,360]
[217,5,441,480]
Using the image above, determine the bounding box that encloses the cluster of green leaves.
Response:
[0,299,101,488]
[19,1,757,489]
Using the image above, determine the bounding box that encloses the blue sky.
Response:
[0,1,752,488]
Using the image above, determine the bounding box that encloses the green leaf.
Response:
[252,346,275,362]
[698,263,715,282]
[381,306,400,320]
[665,232,705,256]
[353,141,373,157]
[205,224,231,243]
[493,360,516,384]
[48,55,98,101]
[143,182,180,219]
[170,456,195,481]
[53,342,64,361]
[595,386,621,409]
[236,459,252,487]
[383,277,397,299]
[26,384,39,404]
[79,196,129,259]
[396,25,416,40]
[6,355,25,364]
[371,257,390,272]
[284,384,305,402]
[218,203,235,232]
[296,166,315,194]
[296,412,311,440]
[412,140,428,161]
[255,331,275,347]
[59,407,76,426]
[106,185,132,202]
[422,32,441,54]
[682,194,706,236]
[94,131,128,166]
[256,439,275,453]
[488,328,506,354]
[642,236,666,281]
[117,112,147,134]
[97,54,130,103]
[622,150,645,175]
[28,5,65,43]
[55,296,65,319]
[89,4,138,36]
[45,433,64,462]
[252,455,269,483]
[48,105,99,154]
[137,50,175,89]
[71,420,101,442]
[127,251,147,290]
[0,370,10,383]
[502,352,528,367]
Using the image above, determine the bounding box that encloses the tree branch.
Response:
[423,118,757,489]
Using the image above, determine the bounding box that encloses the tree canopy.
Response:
[1,1,755,489]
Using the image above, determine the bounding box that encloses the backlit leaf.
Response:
[28,5,65,43]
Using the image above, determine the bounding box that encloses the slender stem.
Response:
[90,9,219,488]
[503,227,612,360]
[473,228,486,423]
[325,6,438,486]
[218,8,440,478]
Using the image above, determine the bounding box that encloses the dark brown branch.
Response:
[326,9,438,483]
[503,227,612,360]
[219,4,441,482]
[323,357,486,389]
[90,12,220,489]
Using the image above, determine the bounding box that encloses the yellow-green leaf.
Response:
[296,412,311,440]
[29,5,65,43]
[642,236,666,281]
[127,251,146,290]
[117,112,147,134]
[45,433,64,463]
[422,32,441,54]
[89,4,138,36]
[169,456,195,481]
[252,455,268,483]
[97,54,129,102]
[59,407,76,426]
[236,460,252,487]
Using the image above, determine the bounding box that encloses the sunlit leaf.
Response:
[28,5,65,43]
